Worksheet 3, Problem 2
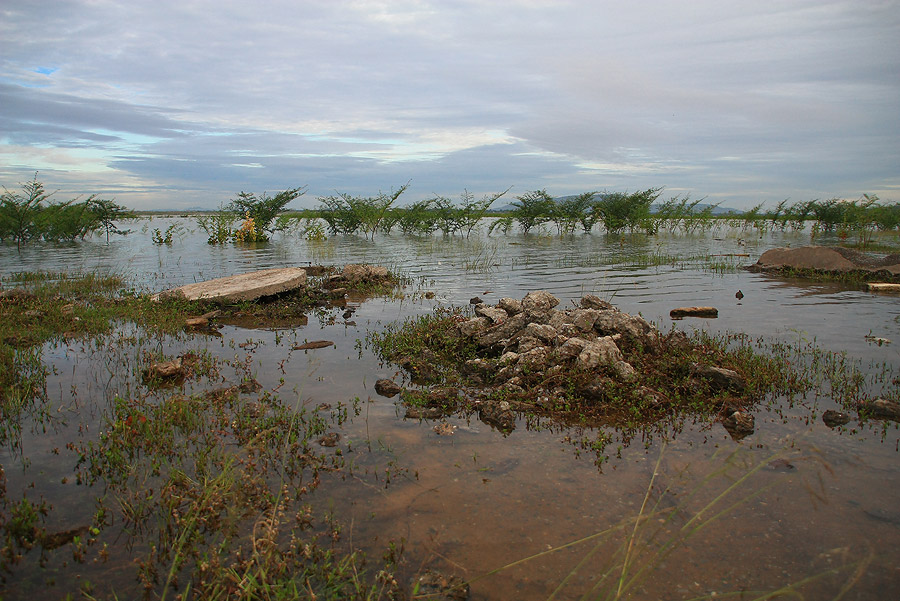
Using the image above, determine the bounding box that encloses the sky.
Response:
[1,0,899,211]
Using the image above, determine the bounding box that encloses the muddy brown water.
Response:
[1,219,899,599]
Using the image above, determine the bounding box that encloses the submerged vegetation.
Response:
[0,174,133,248]
[0,271,410,599]
[3,174,898,255]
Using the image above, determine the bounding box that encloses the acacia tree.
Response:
[36,198,97,242]
[512,189,556,234]
[89,198,135,244]
[551,191,597,234]
[227,187,306,242]
[0,173,51,249]
[594,188,662,234]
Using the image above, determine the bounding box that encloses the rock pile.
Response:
[387,290,751,435]
[456,291,663,394]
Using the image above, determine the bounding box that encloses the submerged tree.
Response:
[0,173,52,249]
[594,188,662,234]
[227,187,306,242]
[88,198,135,244]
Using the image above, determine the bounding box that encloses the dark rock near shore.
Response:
[822,409,852,428]
[723,409,755,439]
[323,264,393,290]
[374,378,402,398]
[858,398,900,421]
[479,400,516,432]
[291,340,335,350]
[143,358,186,382]
[404,406,446,420]
[670,306,718,319]
[691,363,746,393]
[413,570,470,601]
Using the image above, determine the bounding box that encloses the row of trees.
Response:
[0,175,133,248]
[5,174,899,248]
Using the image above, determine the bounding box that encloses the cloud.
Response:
[1,0,898,209]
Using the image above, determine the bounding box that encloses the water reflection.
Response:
[1,219,898,598]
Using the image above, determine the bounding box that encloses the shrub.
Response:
[88,198,134,244]
[196,206,236,245]
[0,173,51,249]
[551,191,597,234]
[511,189,556,234]
[316,184,409,239]
[594,188,661,234]
[227,187,305,242]
[34,199,97,242]
[0,174,131,247]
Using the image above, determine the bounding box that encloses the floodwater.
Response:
[1,217,899,599]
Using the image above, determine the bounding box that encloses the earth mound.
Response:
[749,246,900,280]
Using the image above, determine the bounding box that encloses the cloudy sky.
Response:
[1,0,898,210]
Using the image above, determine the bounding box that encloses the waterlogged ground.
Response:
[1,218,899,599]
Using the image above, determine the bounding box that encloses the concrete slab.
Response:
[156,267,307,303]
[868,283,900,293]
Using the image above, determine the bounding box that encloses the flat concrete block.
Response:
[868,282,900,293]
[157,267,307,303]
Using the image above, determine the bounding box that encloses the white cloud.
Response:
[0,0,898,209]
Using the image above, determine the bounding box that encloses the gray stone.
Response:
[514,335,543,353]
[594,310,659,348]
[557,337,588,360]
[474,303,509,323]
[557,324,583,340]
[474,313,528,348]
[458,316,490,337]
[612,360,636,381]
[548,310,574,330]
[572,308,601,332]
[580,294,614,311]
[524,322,557,343]
[575,336,624,370]
[524,309,555,325]
[517,347,551,371]
[156,267,307,303]
[691,363,746,392]
[497,297,523,315]
[499,351,520,365]
[522,290,560,312]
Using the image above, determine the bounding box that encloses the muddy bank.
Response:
[748,245,900,281]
